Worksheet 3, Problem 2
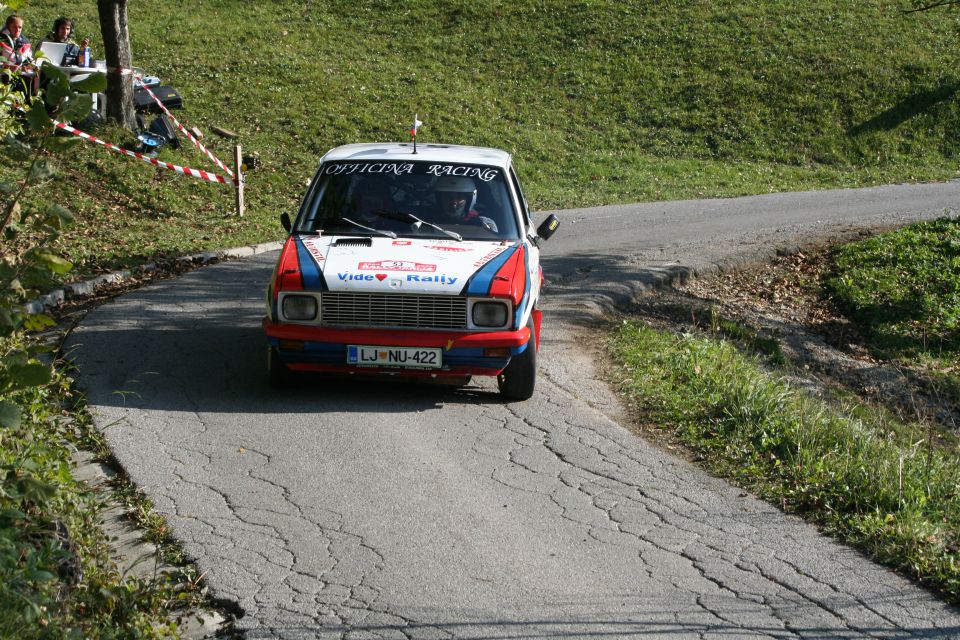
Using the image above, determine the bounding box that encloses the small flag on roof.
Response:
[410,114,423,154]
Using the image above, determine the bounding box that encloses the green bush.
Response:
[0,356,180,639]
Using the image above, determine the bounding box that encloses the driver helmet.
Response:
[435,176,477,220]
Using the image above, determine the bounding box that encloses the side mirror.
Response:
[280,212,292,233]
[535,214,559,241]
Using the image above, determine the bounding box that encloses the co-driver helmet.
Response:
[435,176,477,219]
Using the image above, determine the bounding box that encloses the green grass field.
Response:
[825,218,960,403]
[826,218,960,360]
[7,0,960,275]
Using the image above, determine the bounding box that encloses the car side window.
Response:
[509,167,532,230]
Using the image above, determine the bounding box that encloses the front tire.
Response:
[498,322,536,401]
[267,346,292,387]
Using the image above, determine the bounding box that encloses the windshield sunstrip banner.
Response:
[321,162,500,182]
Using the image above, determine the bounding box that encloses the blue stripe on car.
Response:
[464,244,519,296]
[295,236,327,290]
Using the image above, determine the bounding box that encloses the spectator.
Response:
[39,16,89,66]
[1,15,38,95]
[1,15,32,67]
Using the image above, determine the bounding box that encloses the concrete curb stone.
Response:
[65,447,229,637]
[25,240,283,314]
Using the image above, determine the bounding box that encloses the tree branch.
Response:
[1,138,47,233]
[903,0,960,14]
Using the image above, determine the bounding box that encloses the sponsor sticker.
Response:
[473,246,509,267]
[324,162,415,176]
[358,260,437,273]
[427,245,471,253]
[406,274,458,285]
[338,272,458,284]
[425,165,499,182]
[338,273,380,282]
[301,236,327,265]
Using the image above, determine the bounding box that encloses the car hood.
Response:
[295,234,516,295]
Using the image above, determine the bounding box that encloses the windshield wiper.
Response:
[372,209,462,242]
[339,217,397,239]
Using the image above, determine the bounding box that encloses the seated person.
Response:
[348,180,402,231]
[1,15,31,66]
[39,16,89,66]
[1,15,38,94]
[434,176,498,232]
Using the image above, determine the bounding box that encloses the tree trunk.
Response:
[97,0,136,129]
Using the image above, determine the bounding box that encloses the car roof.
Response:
[319,143,513,169]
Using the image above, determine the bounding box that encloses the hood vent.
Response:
[333,238,373,247]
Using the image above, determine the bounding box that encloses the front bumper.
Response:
[263,320,532,377]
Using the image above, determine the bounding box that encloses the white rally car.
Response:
[263,142,559,400]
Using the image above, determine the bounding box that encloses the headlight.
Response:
[282,294,318,321]
[472,301,509,328]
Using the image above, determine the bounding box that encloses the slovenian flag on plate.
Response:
[410,115,422,138]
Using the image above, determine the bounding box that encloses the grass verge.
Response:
[824,218,960,396]
[0,334,207,638]
[609,321,960,603]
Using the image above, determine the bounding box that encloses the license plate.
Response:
[347,345,442,369]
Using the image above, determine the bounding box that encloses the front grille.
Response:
[320,293,468,330]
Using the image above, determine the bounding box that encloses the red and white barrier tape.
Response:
[105,63,234,179]
[54,120,232,185]
[60,63,238,185]
[134,80,234,179]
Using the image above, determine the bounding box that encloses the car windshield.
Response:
[295,160,520,241]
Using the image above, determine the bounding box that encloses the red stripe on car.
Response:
[274,237,304,296]
[488,244,527,305]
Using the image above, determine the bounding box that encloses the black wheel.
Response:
[267,346,292,387]
[498,322,536,401]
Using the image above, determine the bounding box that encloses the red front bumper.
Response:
[263,319,532,377]
[263,320,531,348]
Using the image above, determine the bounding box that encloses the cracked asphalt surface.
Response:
[66,183,960,638]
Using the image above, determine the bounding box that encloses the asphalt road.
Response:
[66,182,960,639]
